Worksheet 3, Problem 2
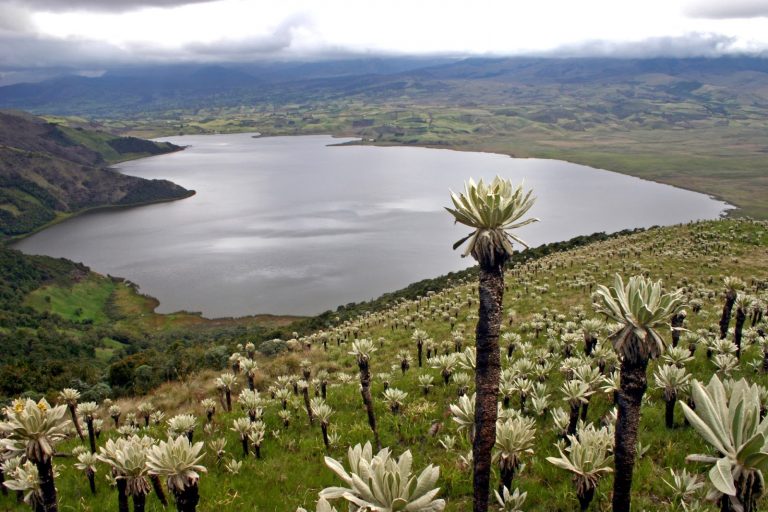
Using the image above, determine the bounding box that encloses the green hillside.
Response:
[0,110,193,239]
[1,218,765,511]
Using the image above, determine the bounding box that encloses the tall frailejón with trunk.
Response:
[445,176,538,512]
[593,274,684,512]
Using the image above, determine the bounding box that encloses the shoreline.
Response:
[5,189,196,244]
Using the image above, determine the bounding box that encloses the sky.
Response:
[0,0,767,84]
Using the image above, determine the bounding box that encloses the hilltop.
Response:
[0,110,194,238]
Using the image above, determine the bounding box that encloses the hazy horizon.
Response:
[1,0,767,86]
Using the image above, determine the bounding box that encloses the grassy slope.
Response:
[8,219,766,511]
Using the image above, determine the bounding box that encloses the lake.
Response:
[13,134,730,317]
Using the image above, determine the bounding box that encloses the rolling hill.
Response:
[0,110,194,238]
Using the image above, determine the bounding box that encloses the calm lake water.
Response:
[14,134,729,317]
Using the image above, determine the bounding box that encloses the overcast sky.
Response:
[0,0,766,83]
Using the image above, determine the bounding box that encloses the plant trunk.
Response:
[68,404,84,441]
[87,469,96,494]
[665,396,676,429]
[321,382,327,400]
[254,445,261,459]
[117,478,129,512]
[578,486,596,512]
[133,493,147,512]
[303,388,314,426]
[417,342,423,367]
[671,313,685,347]
[498,464,515,497]
[720,290,736,339]
[0,467,5,496]
[580,399,589,422]
[151,474,168,507]
[612,355,649,512]
[247,375,254,391]
[173,484,200,512]
[35,459,58,512]
[734,307,747,359]
[225,390,232,412]
[112,414,120,428]
[472,261,504,512]
[321,423,329,450]
[567,404,580,437]
[86,418,96,454]
[241,438,249,458]
[358,360,381,450]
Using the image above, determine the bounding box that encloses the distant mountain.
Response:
[0,110,193,238]
[1,56,767,116]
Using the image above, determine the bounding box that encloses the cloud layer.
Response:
[0,0,765,83]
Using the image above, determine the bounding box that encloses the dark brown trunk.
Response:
[321,423,329,450]
[151,475,168,507]
[567,404,580,437]
[173,484,200,512]
[133,493,146,512]
[734,307,747,359]
[241,438,249,458]
[86,418,96,454]
[35,459,58,512]
[612,355,649,512]
[720,291,737,339]
[665,396,676,429]
[671,313,685,347]
[417,342,423,367]
[358,359,381,450]
[580,399,589,422]
[498,464,515,496]
[112,414,120,428]
[225,390,231,412]
[254,445,261,459]
[0,467,5,496]
[117,478,129,512]
[87,469,96,494]
[321,382,327,400]
[302,388,314,426]
[68,404,84,441]
[472,262,504,512]
[578,486,596,511]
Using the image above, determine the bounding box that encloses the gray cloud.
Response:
[5,0,216,13]
[685,0,768,19]
[546,33,756,59]
[182,15,306,57]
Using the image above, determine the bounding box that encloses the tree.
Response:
[593,274,685,512]
[445,176,538,512]
[146,436,206,512]
[58,388,84,442]
[494,417,536,493]
[681,375,768,512]
[0,398,71,512]
[319,442,445,511]
[349,339,380,450]
[653,364,690,429]
[719,277,745,340]
[546,430,613,511]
